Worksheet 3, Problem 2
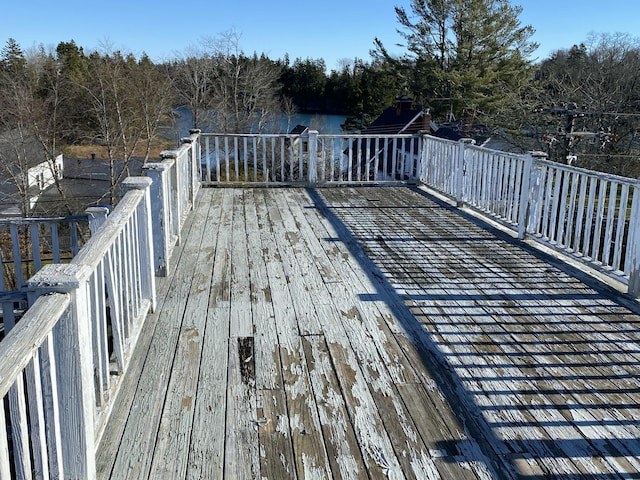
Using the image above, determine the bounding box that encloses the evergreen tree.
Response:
[375,0,537,121]
[0,38,26,74]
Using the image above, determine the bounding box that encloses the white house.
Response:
[0,129,64,216]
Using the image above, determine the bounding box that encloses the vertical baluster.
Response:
[391,137,397,180]
[573,175,588,255]
[9,374,33,479]
[30,223,42,273]
[355,138,368,182]
[564,172,580,250]
[298,134,304,181]
[242,136,248,182]
[214,136,221,182]
[25,351,50,479]
[0,401,11,479]
[10,224,23,288]
[205,135,211,182]
[555,169,571,247]
[612,183,629,272]
[348,136,354,181]
[50,223,61,263]
[548,168,563,243]
[92,262,109,405]
[105,244,125,373]
[70,221,79,256]
[591,180,608,262]
[280,136,286,182]
[602,182,619,267]
[582,176,598,258]
[41,332,64,479]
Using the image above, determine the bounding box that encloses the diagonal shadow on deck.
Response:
[306,186,640,480]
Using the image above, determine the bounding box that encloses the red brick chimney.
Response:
[423,109,431,132]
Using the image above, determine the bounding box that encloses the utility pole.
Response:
[540,104,618,164]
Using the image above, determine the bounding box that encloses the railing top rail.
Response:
[534,156,640,186]
[0,292,70,398]
[0,290,27,302]
[0,214,88,226]
[199,132,418,139]
[464,142,527,158]
[72,186,146,272]
[160,139,193,159]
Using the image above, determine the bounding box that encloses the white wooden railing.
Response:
[200,132,422,184]
[418,135,640,296]
[2,127,640,478]
[144,131,201,275]
[1,216,88,329]
[0,178,154,479]
[0,129,200,479]
[201,130,640,294]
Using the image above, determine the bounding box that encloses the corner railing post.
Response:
[308,130,318,183]
[189,129,202,200]
[143,161,171,276]
[27,264,97,480]
[85,206,109,236]
[180,137,195,209]
[160,150,181,244]
[455,139,466,206]
[627,179,640,297]
[419,131,429,183]
[123,177,157,310]
[518,153,535,240]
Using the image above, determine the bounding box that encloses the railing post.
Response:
[160,150,181,244]
[27,264,96,480]
[189,129,202,200]
[627,180,640,297]
[123,177,157,311]
[181,136,195,209]
[85,206,109,236]
[455,139,466,206]
[143,161,171,276]
[517,153,535,240]
[308,130,318,183]
[419,132,429,183]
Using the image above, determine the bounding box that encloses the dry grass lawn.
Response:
[64,137,177,161]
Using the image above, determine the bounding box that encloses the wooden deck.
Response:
[96,186,640,479]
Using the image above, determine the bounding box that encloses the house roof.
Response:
[32,157,145,216]
[433,122,492,145]
[0,129,52,216]
[361,95,435,136]
[0,129,48,171]
[289,124,309,135]
[361,106,429,135]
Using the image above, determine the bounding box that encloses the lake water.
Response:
[167,108,347,140]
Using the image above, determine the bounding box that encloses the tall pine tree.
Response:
[0,38,26,74]
[375,0,537,122]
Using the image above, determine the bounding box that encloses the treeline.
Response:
[2,0,640,189]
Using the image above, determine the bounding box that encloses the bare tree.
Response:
[0,42,72,216]
[204,30,281,134]
[171,46,215,130]
[82,46,174,206]
[534,33,640,172]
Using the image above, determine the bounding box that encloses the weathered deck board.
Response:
[97,186,640,480]
[97,188,217,479]
[186,188,234,479]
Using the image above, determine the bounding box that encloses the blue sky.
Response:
[3,1,639,70]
